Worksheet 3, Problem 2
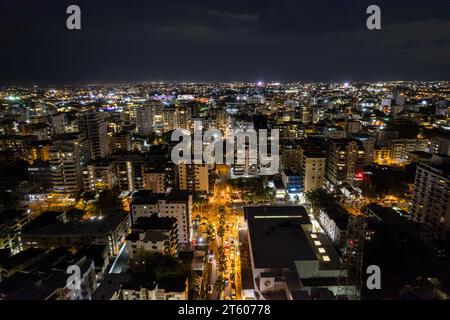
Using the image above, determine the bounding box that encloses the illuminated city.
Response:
[0,0,449,308]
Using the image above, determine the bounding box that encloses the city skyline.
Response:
[1,0,450,306]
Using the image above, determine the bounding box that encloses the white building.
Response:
[131,190,192,244]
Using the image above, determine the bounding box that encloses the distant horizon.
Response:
[2,79,450,88]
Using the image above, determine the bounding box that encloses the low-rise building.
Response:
[127,216,178,271]
[21,212,131,256]
[318,206,350,248]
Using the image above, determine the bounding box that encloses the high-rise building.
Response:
[430,136,450,156]
[411,155,450,239]
[49,141,82,193]
[390,139,429,164]
[143,164,168,194]
[51,113,68,135]
[131,190,192,244]
[281,140,298,173]
[350,134,375,167]
[216,109,228,131]
[326,139,365,187]
[230,122,259,178]
[27,160,52,186]
[111,131,132,153]
[136,104,154,135]
[178,162,209,193]
[177,106,193,131]
[78,111,110,160]
[298,145,326,193]
[163,106,178,132]
[24,140,52,164]
[83,160,118,192]
[115,152,145,192]
[336,119,362,135]
[151,103,164,135]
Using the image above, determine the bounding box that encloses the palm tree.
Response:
[214,274,226,293]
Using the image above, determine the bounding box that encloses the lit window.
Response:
[323,256,330,262]
[318,248,326,253]
[314,241,321,246]
[311,234,317,239]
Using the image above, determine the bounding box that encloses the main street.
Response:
[195,165,244,300]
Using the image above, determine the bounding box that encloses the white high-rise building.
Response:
[131,190,192,244]
[49,141,82,193]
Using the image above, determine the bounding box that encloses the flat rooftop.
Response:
[132,190,190,205]
[22,212,129,237]
[244,206,315,269]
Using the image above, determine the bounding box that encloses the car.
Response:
[208,285,214,294]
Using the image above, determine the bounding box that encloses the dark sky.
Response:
[0,0,449,85]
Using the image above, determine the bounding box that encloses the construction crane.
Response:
[336,214,366,300]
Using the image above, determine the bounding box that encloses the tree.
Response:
[96,189,121,215]
[214,274,226,293]
[305,188,336,211]
[145,253,185,280]
[217,206,226,239]
[361,164,416,199]
[206,225,215,244]
[217,225,225,239]
[217,246,227,274]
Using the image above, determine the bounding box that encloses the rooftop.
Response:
[245,206,315,269]
[22,212,129,237]
[132,190,190,205]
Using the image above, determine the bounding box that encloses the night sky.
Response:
[0,0,449,85]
